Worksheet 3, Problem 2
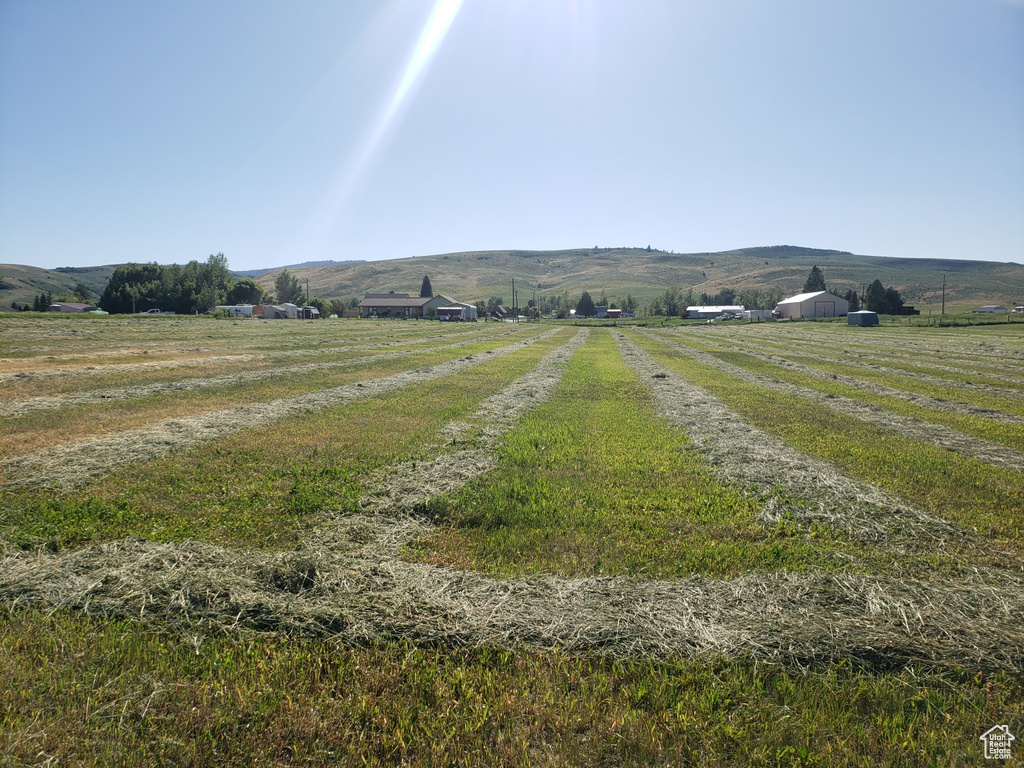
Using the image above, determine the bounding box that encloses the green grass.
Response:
[0,330,570,550]
[630,331,1024,558]
[651,337,1024,453]
[2,609,1019,767]
[0,327,542,457]
[413,331,866,578]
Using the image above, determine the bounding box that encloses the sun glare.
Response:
[301,0,466,256]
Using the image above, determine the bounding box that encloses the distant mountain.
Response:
[251,246,1024,313]
[234,259,365,278]
[0,263,118,308]
[3,247,1021,313]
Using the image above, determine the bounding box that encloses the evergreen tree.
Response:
[576,291,596,317]
[864,279,888,313]
[420,275,433,297]
[274,269,303,304]
[803,265,826,293]
[884,286,905,314]
[843,289,860,312]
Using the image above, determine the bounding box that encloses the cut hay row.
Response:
[0,353,261,385]
[642,330,1024,474]
[3,536,1023,671]
[4,326,1023,672]
[715,328,1024,380]
[351,328,591,518]
[614,332,966,552]
[1,328,560,491]
[748,324,1024,366]
[0,327,525,418]
[708,330,1024,391]
[0,324,504,384]
[655,330,1024,427]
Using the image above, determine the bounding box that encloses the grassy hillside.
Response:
[4,247,1021,314]
[252,246,1024,314]
[0,264,116,309]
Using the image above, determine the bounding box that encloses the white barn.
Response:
[685,305,745,319]
[774,291,849,319]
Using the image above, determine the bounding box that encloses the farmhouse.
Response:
[48,302,97,313]
[359,292,462,319]
[774,291,848,319]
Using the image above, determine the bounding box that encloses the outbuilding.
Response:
[436,302,478,322]
[847,310,879,326]
[215,304,254,318]
[49,302,97,313]
[685,305,745,319]
[774,291,848,319]
[974,305,1007,314]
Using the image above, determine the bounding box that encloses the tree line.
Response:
[98,256,335,316]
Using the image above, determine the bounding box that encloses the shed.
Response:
[774,291,848,319]
[847,310,879,326]
[974,305,1007,314]
[436,302,477,322]
[686,305,745,319]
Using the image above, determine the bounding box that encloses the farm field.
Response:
[1,314,1022,766]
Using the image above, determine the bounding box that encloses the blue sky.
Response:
[1,0,1022,271]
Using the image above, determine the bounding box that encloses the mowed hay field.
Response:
[1,314,1022,766]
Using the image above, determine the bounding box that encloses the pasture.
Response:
[1,314,1022,765]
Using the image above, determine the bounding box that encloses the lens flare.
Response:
[302,0,466,255]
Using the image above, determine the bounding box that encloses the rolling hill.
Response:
[250,246,1024,313]
[3,246,1022,314]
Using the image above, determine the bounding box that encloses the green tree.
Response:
[864,279,888,313]
[803,265,826,293]
[274,269,303,304]
[843,289,860,312]
[661,286,681,317]
[226,278,266,305]
[420,275,433,298]
[576,291,596,317]
[884,286,905,314]
[73,283,91,302]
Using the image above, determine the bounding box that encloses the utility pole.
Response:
[130,282,137,314]
[941,273,946,316]
[306,278,310,305]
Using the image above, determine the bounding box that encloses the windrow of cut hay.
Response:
[1,327,559,490]
[724,329,1024,382]
[702,328,1024,397]
[0,323,503,385]
[615,332,981,553]
[662,330,1024,425]
[643,329,1024,474]
[3,328,1023,672]
[0,326,525,418]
